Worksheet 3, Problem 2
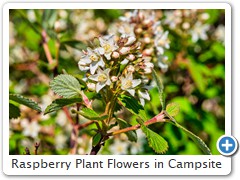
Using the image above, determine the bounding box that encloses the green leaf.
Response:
[152,69,166,110]
[171,121,212,155]
[50,74,81,98]
[78,108,108,121]
[17,10,41,35]
[60,40,87,50]
[9,94,41,112]
[166,102,180,117]
[44,98,82,115]
[141,124,168,154]
[9,103,20,119]
[118,94,147,121]
[92,133,102,147]
[42,10,57,29]
[116,118,137,142]
[187,57,206,93]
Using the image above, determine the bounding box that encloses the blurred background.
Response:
[9,9,225,155]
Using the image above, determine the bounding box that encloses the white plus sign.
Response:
[222,139,233,151]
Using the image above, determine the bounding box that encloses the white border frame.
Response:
[2,2,231,176]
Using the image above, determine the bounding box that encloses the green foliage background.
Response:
[9,9,225,155]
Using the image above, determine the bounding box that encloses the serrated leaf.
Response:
[44,98,82,115]
[172,122,212,155]
[118,94,147,121]
[78,108,108,121]
[9,94,41,112]
[116,118,137,142]
[92,133,102,147]
[50,74,81,98]
[152,69,166,110]
[141,125,168,154]
[9,103,20,119]
[166,102,180,117]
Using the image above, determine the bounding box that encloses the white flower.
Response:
[190,22,210,42]
[120,73,141,96]
[138,90,150,106]
[55,133,67,149]
[88,68,111,93]
[98,35,118,60]
[119,10,138,22]
[214,25,225,45]
[109,139,129,155]
[157,55,169,71]
[154,31,170,55]
[21,119,41,138]
[78,48,105,74]
[164,10,182,29]
[119,23,135,37]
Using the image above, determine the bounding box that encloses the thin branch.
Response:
[77,121,95,130]
[34,142,40,155]
[108,112,165,136]
[62,106,75,125]
[42,30,53,64]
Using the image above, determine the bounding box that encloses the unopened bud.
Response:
[87,83,96,91]
[135,27,143,34]
[127,54,135,61]
[112,51,120,59]
[143,48,153,56]
[119,47,130,55]
[144,37,151,44]
[111,76,118,82]
[127,65,135,73]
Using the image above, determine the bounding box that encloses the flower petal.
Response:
[132,79,141,88]
[96,82,106,93]
[127,89,135,96]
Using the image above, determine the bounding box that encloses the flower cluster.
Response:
[163,9,210,42]
[78,33,152,106]
[78,10,172,106]
[112,10,171,71]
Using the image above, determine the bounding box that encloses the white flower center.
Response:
[98,73,107,83]
[90,54,98,62]
[123,80,132,89]
[103,44,112,53]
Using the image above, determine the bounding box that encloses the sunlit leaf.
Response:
[116,118,137,142]
[141,124,168,154]
[152,69,166,110]
[166,102,180,117]
[50,74,81,98]
[92,133,102,147]
[9,94,41,112]
[171,121,212,155]
[118,94,147,121]
[77,108,108,121]
[44,98,82,115]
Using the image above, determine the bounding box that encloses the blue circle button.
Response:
[217,135,238,156]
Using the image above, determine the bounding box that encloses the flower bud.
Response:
[126,54,135,61]
[143,48,153,56]
[111,76,118,82]
[119,47,130,55]
[87,82,96,91]
[144,37,151,44]
[112,51,120,59]
[126,65,135,73]
[135,27,143,34]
